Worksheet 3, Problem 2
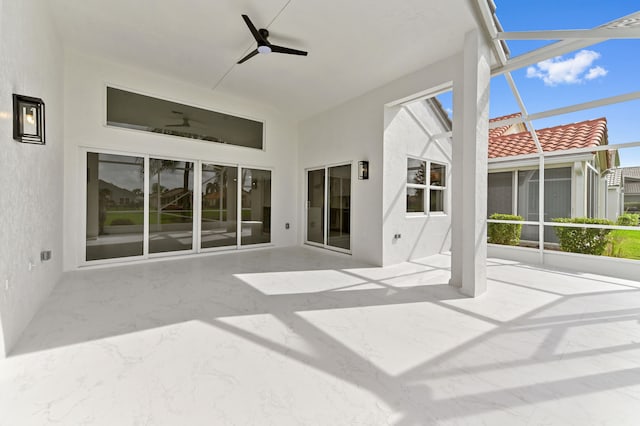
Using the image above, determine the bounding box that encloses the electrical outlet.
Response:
[285,223,290,229]
[28,259,35,272]
[41,250,52,262]
[4,279,8,291]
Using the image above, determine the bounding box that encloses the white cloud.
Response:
[586,66,608,80]
[526,50,608,86]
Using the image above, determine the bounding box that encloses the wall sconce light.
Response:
[358,160,369,180]
[13,94,45,144]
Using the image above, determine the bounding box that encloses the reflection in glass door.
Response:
[86,153,144,261]
[241,168,272,245]
[306,164,351,251]
[149,158,194,254]
[85,151,273,263]
[201,164,237,249]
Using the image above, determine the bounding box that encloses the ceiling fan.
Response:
[237,14,308,64]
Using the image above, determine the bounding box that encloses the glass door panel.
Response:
[86,152,144,261]
[201,164,237,249]
[241,168,271,245]
[328,165,351,250]
[149,159,194,253]
[307,169,325,244]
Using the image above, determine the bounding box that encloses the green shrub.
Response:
[110,218,135,226]
[616,213,640,227]
[552,217,614,255]
[488,214,523,246]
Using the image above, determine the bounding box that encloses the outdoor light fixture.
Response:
[13,94,45,144]
[358,161,369,180]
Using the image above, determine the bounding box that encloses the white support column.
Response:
[449,29,491,297]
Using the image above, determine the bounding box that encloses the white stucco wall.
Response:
[0,0,64,356]
[299,54,459,266]
[382,101,452,265]
[607,186,622,220]
[62,51,299,270]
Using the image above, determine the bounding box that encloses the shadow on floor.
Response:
[10,246,640,424]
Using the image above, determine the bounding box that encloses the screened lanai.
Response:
[460,1,640,280]
[2,1,640,424]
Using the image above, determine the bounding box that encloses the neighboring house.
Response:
[487,113,617,241]
[98,179,141,207]
[606,166,640,214]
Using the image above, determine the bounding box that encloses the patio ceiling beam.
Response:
[489,91,640,129]
[496,27,640,41]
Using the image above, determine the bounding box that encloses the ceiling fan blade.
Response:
[270,44,308,56]
[242,15,265,43]
[237,49,259,64]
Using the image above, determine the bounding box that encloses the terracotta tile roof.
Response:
[488,114,608,159]
[489,113,522,139]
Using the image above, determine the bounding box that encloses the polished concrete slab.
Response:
[1,247,639,425]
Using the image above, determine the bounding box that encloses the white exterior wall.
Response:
[299,55,459,266]
[598,175,608,219]
[573,161,586,217]
[0,0,64,356]
[607,186,622,220]
[62,51,299,270]
[382,102,452,265]
[449,29,491,297]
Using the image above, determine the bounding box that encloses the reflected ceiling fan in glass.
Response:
[164,110,203,128]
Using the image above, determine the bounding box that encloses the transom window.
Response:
[406,158,446,214]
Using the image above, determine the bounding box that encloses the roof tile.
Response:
[488,112,522,139]
[488,114,608,159]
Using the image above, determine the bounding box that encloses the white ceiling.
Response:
[48,0,480,120]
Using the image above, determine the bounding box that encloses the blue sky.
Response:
[439,1,640,166]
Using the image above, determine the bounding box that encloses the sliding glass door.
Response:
[241,168,272,245]
[306,164,351,252]
[149,159,194,254]
[85,150,272,263]
[307,168,325,244]
[86,152,144,261]
[201,164,237,249]
[328,165,351,250]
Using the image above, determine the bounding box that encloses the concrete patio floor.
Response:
[1,247,639,425]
